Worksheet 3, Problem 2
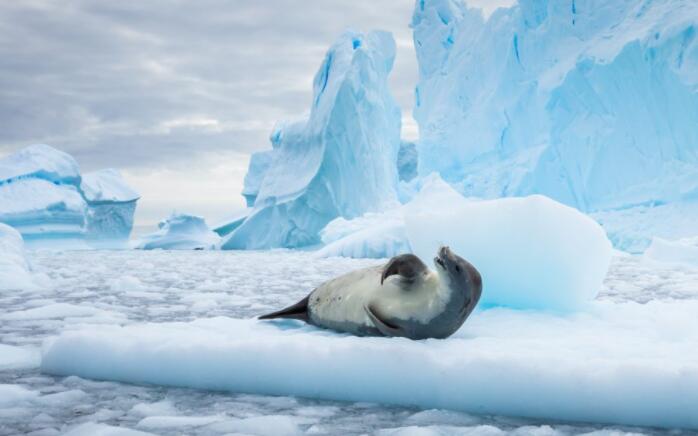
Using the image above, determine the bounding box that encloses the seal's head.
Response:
[434,246,482,302]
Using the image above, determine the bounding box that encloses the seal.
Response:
[258,246,482,340]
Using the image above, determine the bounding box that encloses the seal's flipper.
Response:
[381,254,428,285]
[258,295,309,321]
[364,304,406,337]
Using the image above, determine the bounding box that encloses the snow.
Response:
[223,30,402,249]
[0,145,139,246]
[135,214,220,250]
[410,0,698,249]
[41,298,698,430]
[643,236,698,267]
[404,178,612,311]
[0,249,693,435]
[0,223,41,291]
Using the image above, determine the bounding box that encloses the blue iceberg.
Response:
[0,144,139,247]
[410,0,698,250]
[136,214,220,250]
[223,30,402,249]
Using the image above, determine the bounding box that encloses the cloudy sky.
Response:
[0,0,511,229]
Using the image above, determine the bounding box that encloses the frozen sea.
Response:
[1,250,696,436]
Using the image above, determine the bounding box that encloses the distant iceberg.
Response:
[81,169,139,244]
[223,30,402,249]
[0,144,139,247]
[136,214,220,250]
[411,0,698,250]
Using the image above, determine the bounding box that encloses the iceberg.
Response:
[643,236,698,267]
[404,177,612,311]
[0,223,40,291]
[0,145,139,247]
[81,169,139,244]
[411,0,698,248]
[316,210,410,259]
[223,30,402,249]
[41,300,698,430]
[136,214,220,250]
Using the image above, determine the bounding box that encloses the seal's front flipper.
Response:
[259,295,309,321]
[381,254,428,285]
[364,304,406,337]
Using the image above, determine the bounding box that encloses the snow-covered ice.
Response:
[1,249,690,435]
[0,144,139,247]
[135,214,220,250]
[41,299,698,429]
[223,30,402,249]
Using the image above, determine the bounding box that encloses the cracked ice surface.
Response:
[0,250,696,435]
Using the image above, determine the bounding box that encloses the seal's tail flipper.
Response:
[258,295,309,321]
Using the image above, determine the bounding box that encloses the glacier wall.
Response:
[412,0,698,213]
[223,30,402,249]
[0,145,139,247]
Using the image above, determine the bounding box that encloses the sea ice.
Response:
[63,422,154,436]
[135,214,220,250]
[41,298,698,430]
[223,30,402,249]
[404,178,612,310]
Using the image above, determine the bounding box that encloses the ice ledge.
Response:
[41,301,698,430]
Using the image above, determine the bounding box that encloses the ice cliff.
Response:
[411,0,698,250]
[223,30,402,249]
[0,145,139,247]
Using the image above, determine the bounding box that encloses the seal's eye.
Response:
[455,265,461,273]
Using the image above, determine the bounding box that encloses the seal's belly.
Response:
[307,266,447,335]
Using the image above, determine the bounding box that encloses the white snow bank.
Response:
[0,223,39,291]
[41,299,698,430]
[404,179,612,311]
[643,237,698,267]
[135,214,220,250]
[316,210,410,259]
[81,169,140,203]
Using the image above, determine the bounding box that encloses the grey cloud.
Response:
[0,0,418,171]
